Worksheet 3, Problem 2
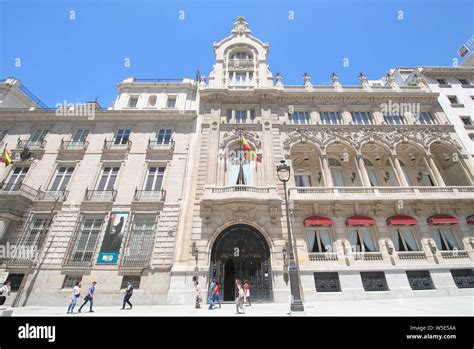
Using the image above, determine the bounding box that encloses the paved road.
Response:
[5,295,473,317]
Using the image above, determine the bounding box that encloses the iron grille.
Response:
[314,272,342,292]
[361,272,389,291]
[406,271,435,290]
[62,275,83,289]
[121,275,141,289]
[451,269,474,289]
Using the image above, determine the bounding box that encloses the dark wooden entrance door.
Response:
[210,224,272,302]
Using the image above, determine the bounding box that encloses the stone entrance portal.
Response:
[210,224,272,301]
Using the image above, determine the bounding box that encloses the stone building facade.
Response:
[1,17,473,306]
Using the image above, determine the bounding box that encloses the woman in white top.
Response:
[0,280,11,306]
[67,281,81,314]
[235,279,245,314]
[194,278,202,309]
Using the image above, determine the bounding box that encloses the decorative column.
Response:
[391,155,409,187]
[320,154,333,187]
[356,155,372,187]
[387,156,402,186]
[425,155,446,186]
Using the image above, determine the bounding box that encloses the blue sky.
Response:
[0,0,472,107]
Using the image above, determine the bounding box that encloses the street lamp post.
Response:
[276,159,304,312]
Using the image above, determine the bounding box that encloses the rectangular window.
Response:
[406,271,435,290]
[123,215,155,266]
[62,275,83,289]
[71,129,89,143]
[235,111,247,124]
[49,166,74,191]
[314,272,342,292]
[389,227,420,251]
[96,167,119,191]
[295,175,311,187]
[351,112,373,125]
[289,112,309,125]
[156,128,173,144]
[28,129,48,147]
[128,96,138,108]
[144,166,165,191]
[450,269,474,289]
[121,275,141,290]
[166,96,176,108]
[331,168,346,186]
[114,129,131,145]
[21,217,47,248]
[448,96,459,104]
[347,228,377,252]
[459,79,469,85]
[418,112,436,125]
[436,79,446,85]
[71,217,104,263]
[460,116,472,126]
[320,112,342,125]
[431,227,460,251]
[230,73,252,86]
[306,228,333,253]
[383,113,405,125]
[226,110,232,123]
[3,166,29,191]
[361,272,389,291]
[0,129,7,142]
[6,274,25,291]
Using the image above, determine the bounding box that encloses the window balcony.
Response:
[440,250,470,260]
[147,139,175,153]
[103,139,132,152]
[289,186,474,203]
[201,185,280,204]
[15,138,47,150]
[133,189,166,202]
[59,139,89,152]
[35,189,69,202]
[308,252,339,261]
[397,251,427,260]
[84,189,117,202]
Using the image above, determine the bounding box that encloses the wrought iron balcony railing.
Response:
[16,138,47,150]
[147,139,175,151]
[103,139,132,151]
[84,188,117,202]
[0,181,38,200]
[60,139,89,151]
[133,188,166,202]
[36,189,69,201]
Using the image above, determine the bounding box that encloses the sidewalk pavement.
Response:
[5,295,473,317]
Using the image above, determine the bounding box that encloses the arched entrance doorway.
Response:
[210,224,272,302]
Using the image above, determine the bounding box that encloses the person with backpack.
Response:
[67,281,81,314]
[0,280,11,306]
[78,281,97,313]
[121,282,133,310]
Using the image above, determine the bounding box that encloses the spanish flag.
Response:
[0,146,12,166]
[241,135,252,151]
[244,149,262,163]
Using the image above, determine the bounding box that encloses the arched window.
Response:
[328,158,346,186]
[364,158,380,186]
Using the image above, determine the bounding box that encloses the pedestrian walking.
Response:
[78,281,97,313]
[194,277,202,309]
[212,281,221,309]
[67,281,81,314]
[243,280,251,306]
[0,280,11,306]
[235,279,245,314]
[208,278,216,309]
[121,282,133,310]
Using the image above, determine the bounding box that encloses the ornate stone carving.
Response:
[231,16,251,35]
[283,127,464,155]
[220,127,261,150]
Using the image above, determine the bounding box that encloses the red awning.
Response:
[386,215,418,226]
[304,215,333,227]
[466,215,474,225]
[427,214,459,225]
[345,215,376,227]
